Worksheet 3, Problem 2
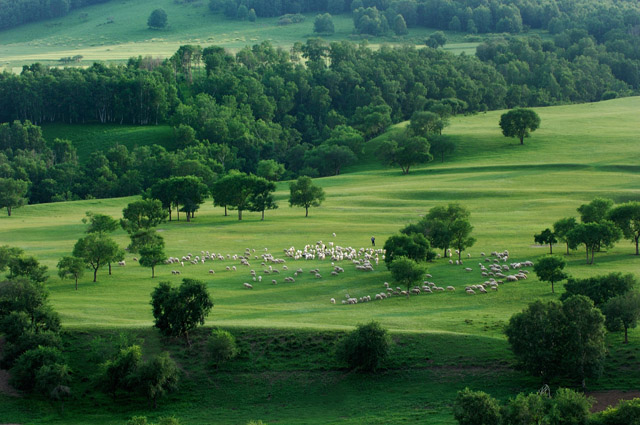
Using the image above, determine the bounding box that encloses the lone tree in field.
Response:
[289,176,325,217]
[533,255,568,293]
[375,129,432,175]
[0,178,28,216]
[603,291,640,344]
[608,201,640,255]
[534,228,557,254]
[57,256,85,290]
[314,13,335,34]
[139,243,167,278]
[499,108,540,145]
[389,256,425,294]
[147,8,168,29]
[121,199,168,233]
[72,234,122,282]
[150,278,213,347]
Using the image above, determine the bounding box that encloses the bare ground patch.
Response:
[587,390,640,412]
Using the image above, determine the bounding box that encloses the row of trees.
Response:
[0,0,111,30]
[535,198,640,263]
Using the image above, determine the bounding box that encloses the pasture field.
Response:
[1,97,639,424]
[0,0,485,70]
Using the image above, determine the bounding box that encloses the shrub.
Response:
[336,321,390,372]
[10,345,65,391]
[592,398,640,425]
[208,329,238,367]
[453,388,501,425]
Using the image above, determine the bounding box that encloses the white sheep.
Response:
[243,283,253,289]
[330,298,336,304]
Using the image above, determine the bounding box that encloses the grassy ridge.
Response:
[1,97,639,424]
[0,0,483,70]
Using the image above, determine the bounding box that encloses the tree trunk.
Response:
[186,213,191,222]
[441,151,445,163]
[586,247,590,264]
[185,331,191,348]
[93,268,98,282]
[153,397,157,409]
[75,277,78,291]
[591,249,595,264]
[635,236,639,255]
[7,206,11,216]
[624,325,629,344]
[261,210,265,221]
[549,243,553,254]
[551,280,555,293]
[109,262,112,275]
[152,266,155,278]
[177,204,180,221]
[168,208,172,221]
[305,206,309,217]
[520,136,524,145]
[238,209,242,220]
[566,242,570,255]
[224,205,228,216]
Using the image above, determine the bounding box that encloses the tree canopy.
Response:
[289,176,325,217]
[148,9,168,29]
[499,108,541,144]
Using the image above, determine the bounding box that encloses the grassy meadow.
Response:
[0,0,488,71]
[1,97,640,424]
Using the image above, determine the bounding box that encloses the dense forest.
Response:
[1,24,639,206]
[0,0,111,30]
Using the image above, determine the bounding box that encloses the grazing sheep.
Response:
[209,270,215,274]
[243,283,253,289]
[133,257,138,261]
[226,266,231,271]
[118,260,126,266]
[425,274,432,278]
[466,289,476,295]
[258,276,263,282]
[330,298,336,304]
[449,260,454,264]
[465,267,473,272]
[446,286,455,291]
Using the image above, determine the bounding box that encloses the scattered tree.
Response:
[247,178,277,221]
[533,255,568,293]
[603,291,640,344]
[289,176,325,217]
[103,345,142,399]
[375,129,432,175]
[389,256,426,294]
[567,221,622,264]
[0,178,28,216]
[148,9,168,29]
[336,321,391,372]
[121,199,168,233]
[578,197,613,224]
[425,31,447,48]
[7,255,48,284]
[429,136,455,163]
[57,256,85,290]
[499,108,541,144]
[314,13,335,34]
[136,352,179,408]
[553,217,578,254]
[150,279,213,347]
[450,218,476,261]
[534,228,557,254]
[83,212,119,236]
[73,234,122,282]
[256,159,285,181]
[139,244,167,278]
[393,14,408,35]
[608,201,640,255]
[383,233,432,266]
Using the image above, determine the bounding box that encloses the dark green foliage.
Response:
[429,136,455,163]
[7,254,49,284]
[499,108,541,144]
[136,352,179,408]
[592,398,640,425]
[207,329,238,367]
[547,388,592,425]
[505,296,606,387]
[578,198,614,224]
[383,233,432,266]
[567,221,623,264]
[314,13,334,34]
[10,345,65,391]
[128,228,165,254]
[247,178,277,221]
[501,388,592,425]
[35,362,72,396]
[147,8,168,29]
[1,331,62,369]
[393,14,408,35]
[57,256,85,290]
[426,31,447,48]
[554,217,579,254]
[336,321,391,372]
[289,176,325,217]
[389,256,426,293]
[150,279,214,346]
[535,228,558,254]
[453,388,501,425]
[533,255,568,293]
[608,201,640,255]
[561,272,636,307]
[0,177,28,216]
[376,129,431,175]
[139,243,167,278]
[83,212,119,235]
[121,199,168,233]
[501,392,548,425]
[603,291,640,344]
[103,345,142,398]
[73,234,122,282]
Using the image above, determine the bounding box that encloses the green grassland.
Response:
[0,0,486,70]
[1,97,640,424]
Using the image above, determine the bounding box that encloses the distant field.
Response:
[1,97,639,424]
[0,0,490,70]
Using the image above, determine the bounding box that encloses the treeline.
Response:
[0,0,112,30]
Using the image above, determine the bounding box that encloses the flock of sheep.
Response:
[121,236,534,307]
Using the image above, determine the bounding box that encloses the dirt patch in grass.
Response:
[587,390,640,412]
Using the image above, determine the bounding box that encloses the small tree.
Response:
[57,256,85,290]
[247,178,277,221]
[383,233,432,266]
[103,345,142,399]
[0,177,28,216]
[568,221,622,264]
[136,352,179,408]
[148,9,168,29]
[73,234,122,282]
[393,14,408,35]
[425,31,447,48]
[121,199,168,233]
[578,197,613,224]
[376,129,432,175]
[150,279,213,347]
[128,228,165,254]
[256,159,285,181]
[553,217,578,254]
[336,321,390,372]
[139,244,167,278]
[10,345,65,391]
[603,291,640,344]
[83,212,119,236]
[389,256,425,294]
[289,176,325,217]
[534,228,557,254]
[208,329,238,368]
[561,272,636,307]
[533,255,568,293]
[451,218,476,261]
[608,201,640,255]
[499,108,541,145]
[453,388,501,425]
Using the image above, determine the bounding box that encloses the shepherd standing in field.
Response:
[371,236,375,246]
